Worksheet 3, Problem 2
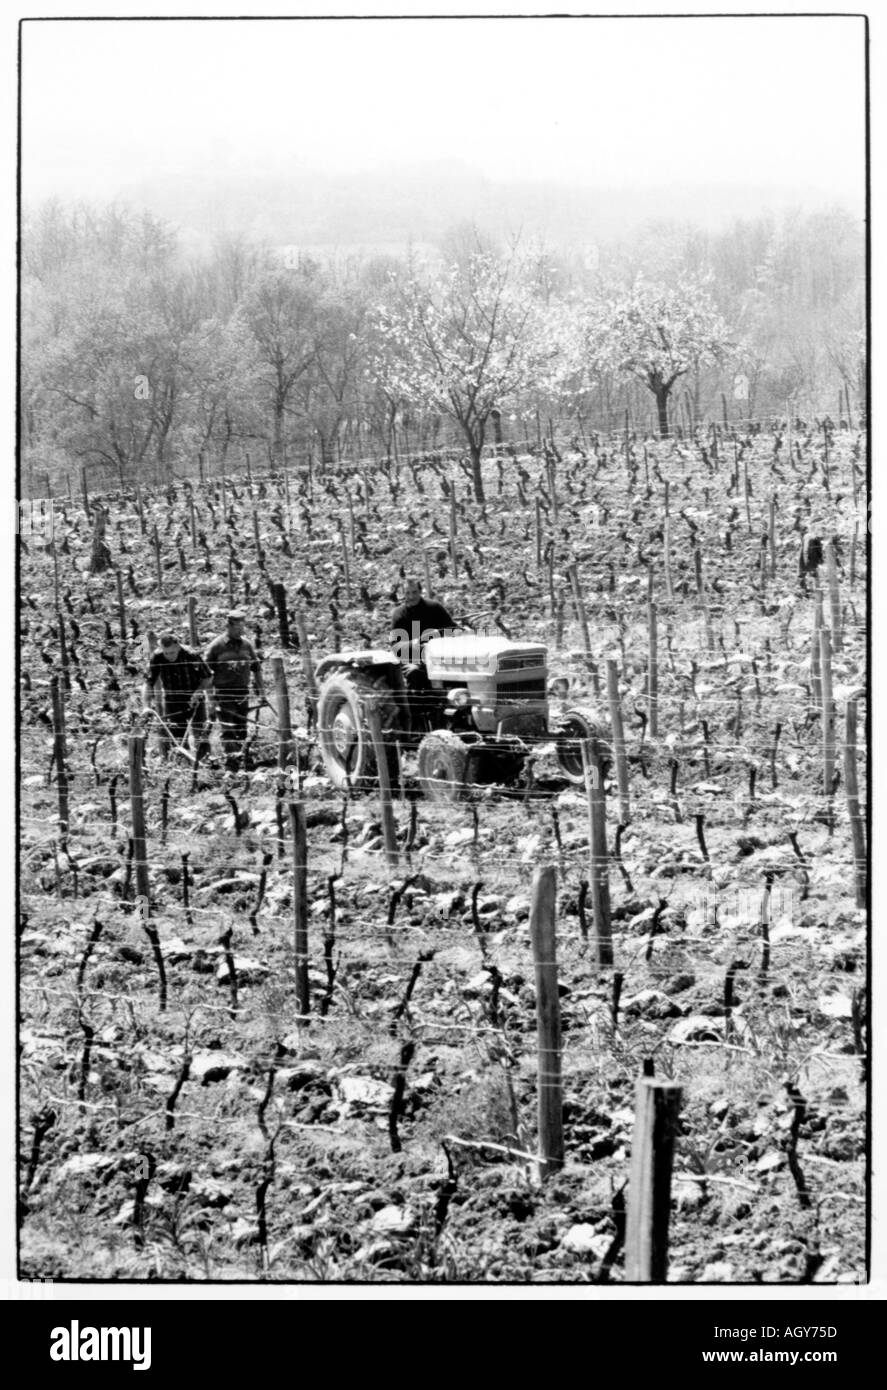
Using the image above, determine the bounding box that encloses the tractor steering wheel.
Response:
[457,608,495,632]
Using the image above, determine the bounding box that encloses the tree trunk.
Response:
[491,408,503,450]
[156,409,174,483]
[272,398,285,465]
[89,506,113,574]
[468,440,485,505]
[654,384,671,438]
[221,415,233,463]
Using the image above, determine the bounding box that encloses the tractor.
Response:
[315,629,602,801]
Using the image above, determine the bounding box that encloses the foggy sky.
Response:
[21,14,866,207]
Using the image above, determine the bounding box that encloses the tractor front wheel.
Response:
[416,731,469,802]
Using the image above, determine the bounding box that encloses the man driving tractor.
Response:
[389,577,460,734]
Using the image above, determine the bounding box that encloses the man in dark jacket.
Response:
[203,611,265,763]
[142,633,213,754]
[389,579,459,733]
[389,578,457,662]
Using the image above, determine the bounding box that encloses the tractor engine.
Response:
[423,634,549,738]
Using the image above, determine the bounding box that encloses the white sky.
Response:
[21,13,866,202]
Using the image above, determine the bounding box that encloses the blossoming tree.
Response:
[370,246,565,503]
[587,277,732,437]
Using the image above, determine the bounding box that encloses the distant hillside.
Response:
[106,159,862,254]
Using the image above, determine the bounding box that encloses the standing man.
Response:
[142,633,213,755]
[204,611,266,765]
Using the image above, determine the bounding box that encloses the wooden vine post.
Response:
[187,596,199,650]
[365,698,399,868]
[535,496,543,570]
[271,656,294,770]
[547,450,559,527]
[693,545,703,597]
[843,691,866,908]
[769,495,777,577]
[50,673,69,843]
[606,658,631,824]
[346,491,356,558]
[825,539,843,653]
[581,735,613,967]
[51,525,61,614]
[423,550,434,599]
[820,627,835,802]
[625,1077,683,1282]
[289,800,310,1017]
[528,865,563,1179]
[272,582,290,649]
[448,489,458,578]
[554,592,565,649]
[743,451,752,528]
[361,460,370,516]
[339,524,351,608]
[128,734,151,906]
[810,590,823,710]
[567,562,597,690]
[116,568,127,644]
[282,453,292,536]
[647,600,659,738]
[152,526,163,594]
[292,605,319,727]
[663,517,674,602]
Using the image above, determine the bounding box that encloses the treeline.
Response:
[20,200,864,495]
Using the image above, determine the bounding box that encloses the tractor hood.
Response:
[424,634,548,677]
[315,649,401,682]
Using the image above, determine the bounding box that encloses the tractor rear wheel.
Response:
[416,730,469,802]
[555,707,608,784]
[317,670,399,792]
